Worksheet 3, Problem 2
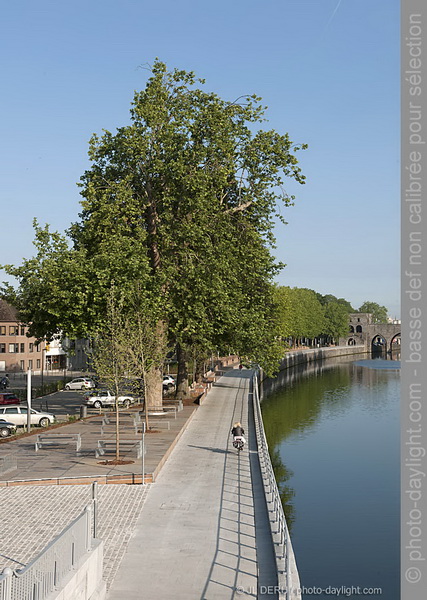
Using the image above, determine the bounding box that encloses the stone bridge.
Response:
[340,313,401,353]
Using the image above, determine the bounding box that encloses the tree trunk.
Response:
[194,356,205,384]
[176,344,189,400]
[115,400,120,462]
[145,363,163,408]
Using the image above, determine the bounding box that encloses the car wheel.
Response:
[65,385,71,390]
[94,401,102,408]
[0,427,10,438]
[39,418,50,427]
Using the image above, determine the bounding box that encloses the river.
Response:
[261,355,400,600]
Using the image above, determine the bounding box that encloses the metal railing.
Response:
[252,372,296,599]
[0,487,97,600]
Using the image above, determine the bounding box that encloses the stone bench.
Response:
[35,433,82,453]
[95,439,143,459]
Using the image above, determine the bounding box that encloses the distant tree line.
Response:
[273,287,389,347]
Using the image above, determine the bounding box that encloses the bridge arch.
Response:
[372,334,387,354]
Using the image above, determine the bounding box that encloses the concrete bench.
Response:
[35,433,82,453]
[163,398,184,412]
[95,439,143,459]
[139,406,177,418]
[100,415,138,435]
[132,414,171,430]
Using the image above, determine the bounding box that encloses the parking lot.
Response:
[4,374,144,419]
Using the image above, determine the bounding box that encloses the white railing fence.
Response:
[252,372,300,600]
[0,498,96,600]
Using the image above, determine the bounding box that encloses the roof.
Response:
[0,299,19,323]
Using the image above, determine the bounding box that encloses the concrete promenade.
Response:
[107,369,278,600]
[1,368,282,599]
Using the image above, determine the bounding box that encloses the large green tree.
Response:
[358,301,388,323]
[3,60,307,396]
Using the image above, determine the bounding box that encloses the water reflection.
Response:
[261,355,400,599]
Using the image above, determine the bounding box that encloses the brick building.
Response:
[0,299,46,373]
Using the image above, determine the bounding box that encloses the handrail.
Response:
[0,492,97,600]
[252,371,299,600]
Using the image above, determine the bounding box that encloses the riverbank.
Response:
[277,344,367,372]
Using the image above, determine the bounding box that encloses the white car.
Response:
[83,390,136,409]
[65,377,96,391]
[163,375,176,389]
[0,406,55,427]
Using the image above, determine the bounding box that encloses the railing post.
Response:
[1,568,13,600]
[85,504,93,551]
[91,481,98,539]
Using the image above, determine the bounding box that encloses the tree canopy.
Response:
[357,301,388,323]
[2,59,307,389]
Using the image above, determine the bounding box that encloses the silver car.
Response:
[65,377,96,391]
[83,390,135,409]
[0,406,55,427]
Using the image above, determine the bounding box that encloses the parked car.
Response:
[0,406,55,427]
[0,393,21,405]
[163,375,176,389]
[65,377,96,391]
[83,390,136,409]
[0,419,17,437]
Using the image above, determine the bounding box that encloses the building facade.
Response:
[0,299,46,373]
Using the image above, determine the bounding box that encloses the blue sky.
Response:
[1,0,400,317]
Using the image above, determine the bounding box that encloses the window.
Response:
[20,343,25,353]
[28,360,33,369]
[36,359,41,368]
[0,344,5,353]
[20,326,25,336]
[9,326,18,335]
[0,326,5,336]
[356,325,362,333]
[4,407,19,414]
[20,360,25,370]
[29,343,34,352]
[8,344,18,353]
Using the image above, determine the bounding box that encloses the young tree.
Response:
[91,290,131,463]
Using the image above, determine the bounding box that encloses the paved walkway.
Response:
[107,369,278,600]
[0,483,150,590]
[0,404,197,483]
[1,369,280,598]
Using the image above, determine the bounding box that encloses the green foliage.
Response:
[316,293,354,312]
[274,286,325,340]
[358,301,388,323]
[323,302,350,340]
[2,59,307,379]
